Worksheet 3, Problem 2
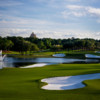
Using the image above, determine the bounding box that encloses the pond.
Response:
[0,56,100,69]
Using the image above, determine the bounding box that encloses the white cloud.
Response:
[0,14,100,39]
[0,0,100,39]
[66,5,83,10]
[87,7,100,17]
[63,5,100,19]
[0,28,100,39]
[62,10,86,18]
[0,15,56,29]
[72,12,85,17]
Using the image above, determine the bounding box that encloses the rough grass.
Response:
[2,51,20,54]
[0,64,100,100]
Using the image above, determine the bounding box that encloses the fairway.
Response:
[0,64,100,100]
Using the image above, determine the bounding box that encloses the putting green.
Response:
[0,64,100,100]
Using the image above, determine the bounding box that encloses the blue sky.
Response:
[0,0,100,39]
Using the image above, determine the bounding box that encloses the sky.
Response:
[0,0,100,39]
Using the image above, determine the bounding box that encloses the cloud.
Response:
[0,28,100,39]
[66,5,83,10]
[0,14,100,39]
[0,15,55,29]
[63,5,100,19]
[62,11,85,17]
[0,0,100,39]
[87,7,100,17]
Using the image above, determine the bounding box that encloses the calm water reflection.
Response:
[0,62,3,69]
[0,56,100,68]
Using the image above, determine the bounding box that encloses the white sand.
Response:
[20,63,49,68]
[53,54,66,57]
[85,54,100,58]
[41,73,100,90]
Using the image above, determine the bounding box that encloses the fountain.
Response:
[0,50,6,61]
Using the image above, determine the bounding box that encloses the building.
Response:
[30,32,37,38]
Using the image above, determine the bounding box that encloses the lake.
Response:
[0,56,100,69]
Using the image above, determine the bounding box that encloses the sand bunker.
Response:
[20,63,49,68]
[53,54,66,57]
[85,54,100,58]
[41,73,100,90]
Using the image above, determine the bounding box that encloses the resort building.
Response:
[30,32,37,38]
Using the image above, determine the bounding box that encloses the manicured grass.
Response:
[66,50,100,58]
[66,50,93,58]
[7,51,67,58]
[3,50,100,59]
[6,50,97,58]
[0,64,100,100]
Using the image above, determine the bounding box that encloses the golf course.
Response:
[0,61,100,100]
[0,0,100,99]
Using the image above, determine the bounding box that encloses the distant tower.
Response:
[30,32,37,38]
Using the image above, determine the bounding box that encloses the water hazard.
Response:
[0,56,100,69]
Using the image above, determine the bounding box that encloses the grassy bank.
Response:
[5,50,97,58]
[0,64,100,100]
[2,51,20,54]
[6,51,67,58]
[8,52,54,58]
[2,51,52,58]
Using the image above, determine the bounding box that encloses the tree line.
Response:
[0,36,100,53]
